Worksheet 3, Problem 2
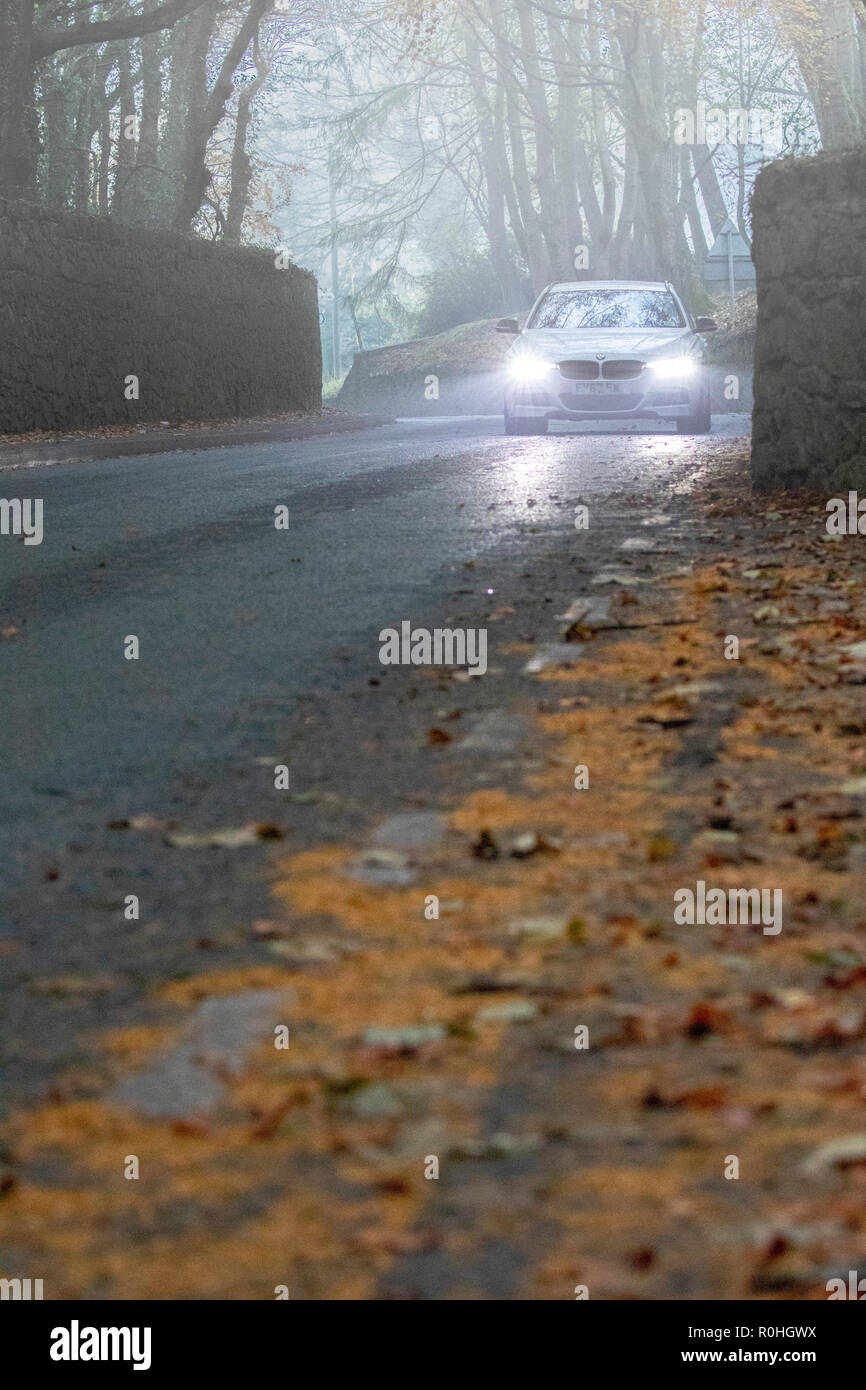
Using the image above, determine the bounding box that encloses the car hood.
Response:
[512,327,696,359]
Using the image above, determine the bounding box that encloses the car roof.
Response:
[545,280,673,293]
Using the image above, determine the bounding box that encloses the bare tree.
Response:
[1,0,213,198]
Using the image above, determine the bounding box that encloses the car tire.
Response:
[505,404,548,436]
[677,379,712,435]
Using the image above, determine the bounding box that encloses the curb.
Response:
[0,411,395,472]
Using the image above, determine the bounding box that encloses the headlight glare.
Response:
[648,355,698,379]
[507,353,555,384]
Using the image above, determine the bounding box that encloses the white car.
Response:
[499,280,717,436]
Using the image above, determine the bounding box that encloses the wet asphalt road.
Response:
[0,414,750,1100]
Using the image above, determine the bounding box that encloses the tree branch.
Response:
[33,0,214,61]
[172,0,273,231]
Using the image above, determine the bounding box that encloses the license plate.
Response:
[569,381,626,394]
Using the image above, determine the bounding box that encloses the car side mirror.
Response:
[495,317,520,334]
[695,316,718,333]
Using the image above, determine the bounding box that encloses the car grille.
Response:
[558,360,600,380]
[601,359,644,380]
[558,359,644,381]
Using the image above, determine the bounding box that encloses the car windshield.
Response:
[530,288,685,330]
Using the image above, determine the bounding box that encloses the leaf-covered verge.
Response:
[3,446,866,1299]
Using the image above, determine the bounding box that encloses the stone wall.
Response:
[751,150,866,490]
[337,319,508,416]
[0,200,321,434]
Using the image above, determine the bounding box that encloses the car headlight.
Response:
[647,356,699,379]
[507,353,555,384]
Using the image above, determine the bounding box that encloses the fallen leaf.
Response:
[30,974,120,997]
[164,823,283,848]
[800,1134,866,1177]
[472,828,500,860]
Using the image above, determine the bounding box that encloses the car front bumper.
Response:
[505,376,703,421]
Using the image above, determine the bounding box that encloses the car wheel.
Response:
[505,405,548,436]
[677,380,712,435]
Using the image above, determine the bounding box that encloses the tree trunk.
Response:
[172,0,273,233]
[514,0,568,278]
[773,0,863,147]
[464,13,522,306]
[40,55,76,208]
[611,134,639,277]
[159,4,218,225]
[124,30,165,224]
[225,46,269,243]
[693,145,729,235]
[545,9,585,276]
[496,30,551,292]
[680,147,708,265]
[0,0,36,199]
[112,44,137,219]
